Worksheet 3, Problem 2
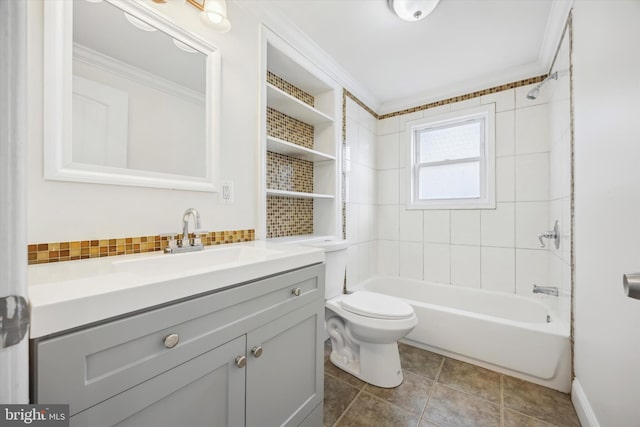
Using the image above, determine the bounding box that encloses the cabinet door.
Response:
[69,336,246,427]
[246,302,324,427]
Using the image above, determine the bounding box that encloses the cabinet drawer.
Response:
[33,263,324,416]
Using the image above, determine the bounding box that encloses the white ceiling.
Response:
[249,0,570,114]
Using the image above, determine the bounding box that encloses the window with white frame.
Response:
[407,104,495,209]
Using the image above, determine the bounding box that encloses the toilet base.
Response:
[329,342,404,388]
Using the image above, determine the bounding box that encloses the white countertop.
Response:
[28,241,324,338]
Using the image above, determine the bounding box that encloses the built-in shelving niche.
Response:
[261,29,342,241]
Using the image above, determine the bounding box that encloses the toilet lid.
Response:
[339,291,414,320]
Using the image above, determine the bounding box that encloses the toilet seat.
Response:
[339,291,414,320]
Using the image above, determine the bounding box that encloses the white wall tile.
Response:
[421,104,451,119]
[515,153,549,202]
[515,249,548,295]
[450,97,481,112]
[358,241,376,281]
[399,208,423,242]
[515,83,551,109]
[377,116,399,136]
[481,89,515,112]
[451,210,481,245]
[377,204,399,241]
[481,247,515,293]
[358,106,372,130]
[398,110,425,131]
[399,242,423,280]
[377,240,399,276]
[515,202,549,249]
[358,126,375,168]
[346,97,359,120]
[481,202,515,247]
[358,204,376,242]
[424,243,450,284]
[398,168,408,205]
[496,111,515,157]
[376,133,400,170]
[561,196,571,263]
[450,245,481,288]
[346,244,359,287]
[346,163,360,204]
[515,104,550,155]
[346,203,359,243]
[377,169,399,205]
[496,156,515,202]
[358,166,376,204]
[423,210,450,243]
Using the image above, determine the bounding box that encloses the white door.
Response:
[0,0,30,404]
[572,1,640,426]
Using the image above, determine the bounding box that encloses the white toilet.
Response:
[308,239,418,388]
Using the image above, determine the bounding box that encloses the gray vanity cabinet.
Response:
[31,264,325,427]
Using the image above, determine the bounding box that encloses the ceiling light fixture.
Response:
[387,0,440,22]
[200,0,231,33]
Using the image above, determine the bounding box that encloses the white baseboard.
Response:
[572,379,600,427]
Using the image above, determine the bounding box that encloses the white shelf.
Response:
[266,189,334,199]
[267,84,334,125]
[266,136,335,162]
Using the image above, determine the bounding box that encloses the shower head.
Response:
[526,71,558,100]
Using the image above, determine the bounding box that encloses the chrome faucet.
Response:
[164,208,205,254]
[532,285,559,297]
[182,208,201,244]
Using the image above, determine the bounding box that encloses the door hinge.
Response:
[0,295,30,349]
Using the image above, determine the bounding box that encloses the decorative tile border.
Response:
[266,151,314,193]
[266,196,313,238]
[267,71,315,107]
[28,229,255,265]
[344,75,548,120]
[267,107,314,149]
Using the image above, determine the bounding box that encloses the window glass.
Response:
[418,121,481,163]
[418,161,480,200]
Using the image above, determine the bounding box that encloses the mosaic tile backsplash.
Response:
[28,229,255,265]
[267,71,315,107]
[266,151,314,193]
[266,196,313,238]
[266,107,314,149]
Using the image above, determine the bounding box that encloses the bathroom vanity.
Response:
[29,242,325,427]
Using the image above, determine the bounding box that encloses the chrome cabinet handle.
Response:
[235,355,247,368]
[251,346,263,358]
[292,287,301,296]
[163,333,179,349]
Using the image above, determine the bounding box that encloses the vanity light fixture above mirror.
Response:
[186,0,232,33]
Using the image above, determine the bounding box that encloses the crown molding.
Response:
[239,0,381,112]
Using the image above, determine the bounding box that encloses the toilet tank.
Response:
[301,239,348,299]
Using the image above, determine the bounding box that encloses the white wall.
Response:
[372,87,557,303]
[572,1,640,426]
[27,0,259,242]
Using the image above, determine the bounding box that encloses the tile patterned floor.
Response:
[323,341,581,427]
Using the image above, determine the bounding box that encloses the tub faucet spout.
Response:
[532,285,559,297]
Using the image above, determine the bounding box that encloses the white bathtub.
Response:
[352,276,571,392]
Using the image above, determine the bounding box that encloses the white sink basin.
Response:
[28,241,324,338]
[111,245,284,275]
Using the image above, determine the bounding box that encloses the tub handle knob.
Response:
[538,220,560,249]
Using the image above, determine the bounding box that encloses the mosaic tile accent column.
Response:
[266,73,317,238]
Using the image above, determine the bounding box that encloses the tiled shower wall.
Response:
[345,82,570,320]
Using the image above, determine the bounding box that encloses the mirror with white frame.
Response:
[44,0,221,191]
